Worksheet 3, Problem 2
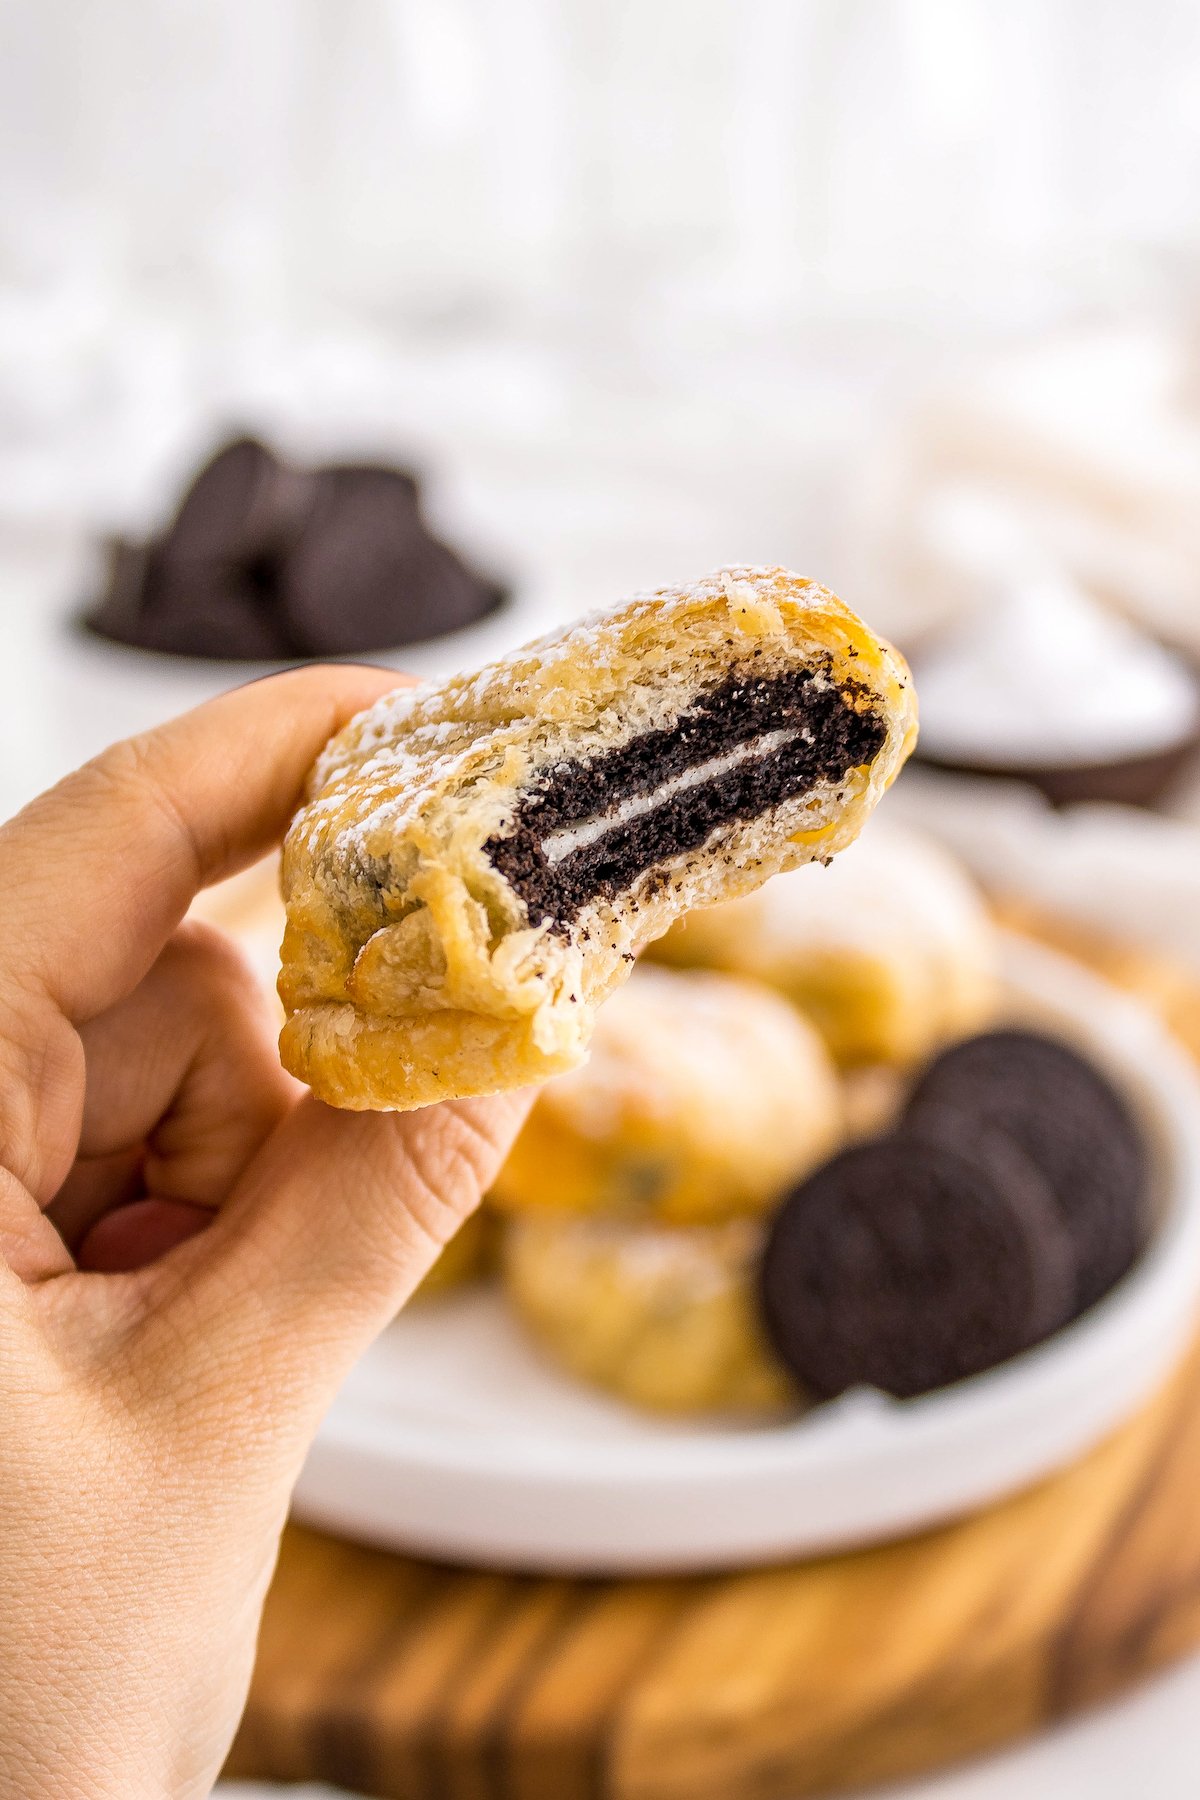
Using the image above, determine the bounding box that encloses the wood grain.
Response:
[225,918,1200,1798]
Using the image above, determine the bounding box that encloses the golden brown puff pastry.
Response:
[491,965,841,1224]
[279,567,917,1110]
[501,1213,799,1415]
[653,822,994,1067]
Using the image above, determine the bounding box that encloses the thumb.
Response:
[146,1089,530,1429]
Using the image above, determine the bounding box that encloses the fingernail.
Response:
[232,663,309,689]
[232,660,401,691]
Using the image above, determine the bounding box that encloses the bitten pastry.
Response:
[491,965,841,1223]
[652,822,994,1066]
[279,567,916,1109]
[502,1213,797,1415]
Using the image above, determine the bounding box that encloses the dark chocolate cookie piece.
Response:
[163,435,314,568]
[278,464,506,654]
[907,1109,1079,1335]
[905,1029,1149,1315]
[486,665,886,929]
[81,440,506,660]
[84,538,290,659]
[83,538,156,642]
[758,1129,1075,1400]
[134,556,288,660]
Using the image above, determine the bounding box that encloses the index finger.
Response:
[0,664,405,1021]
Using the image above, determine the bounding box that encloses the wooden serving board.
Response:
[224,919,1200,1799]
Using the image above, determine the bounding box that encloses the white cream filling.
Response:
[541,727,804,865]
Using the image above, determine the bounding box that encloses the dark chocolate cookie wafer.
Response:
[278,463,506,654]
[134,560,286,660]
[83,438,508,660]
[758,1129,1075,1400]
[84,538,155,643]
[905,1029,1149,1316]
[164,435,315,568]
[84,539,284,659]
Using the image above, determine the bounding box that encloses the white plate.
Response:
[293,935,1200,1573]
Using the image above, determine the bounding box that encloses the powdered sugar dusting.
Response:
[284,563,910,980]
[307,566,839,802]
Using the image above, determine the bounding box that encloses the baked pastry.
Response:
[279,567,916,1109]
[502,1213,797,1415]
[652,822,993,1066]
[491,964,840,1223]
[839,1063,907,1141]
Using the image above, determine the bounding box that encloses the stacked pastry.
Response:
[492,964,840,1414]
[649,821,997,1069]
[439,824,1013,1415]
[484,829,1153,1412]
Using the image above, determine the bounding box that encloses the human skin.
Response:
[0,666,530,1799]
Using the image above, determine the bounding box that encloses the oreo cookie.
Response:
[163,435,313,568]
[758,1127,1076,1400]
[81,436,507,660]
[85,540,284,662]
[134,560,285,661]
[905,1030,1150,1316]
[278,464,506,655]
[85,538,155,643]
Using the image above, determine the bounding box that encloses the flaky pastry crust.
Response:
[491,965,841,1223]
[279,567,916,1109]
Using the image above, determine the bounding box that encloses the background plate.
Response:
[293,935,1200,1573]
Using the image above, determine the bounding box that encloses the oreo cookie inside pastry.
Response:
[905,1029,1150,1316]
[279,567,917,1110]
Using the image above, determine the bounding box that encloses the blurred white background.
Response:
[8,0,1200,338]
[3,0,1200,538]
[5,0,1200,805]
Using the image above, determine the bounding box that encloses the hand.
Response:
[0,668,530,1800]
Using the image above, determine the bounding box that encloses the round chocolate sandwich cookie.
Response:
[278,463,506,654]
[905,1029,1149,1316]
[758,1129,1075,1400]
[164,435,315,569]
[134,562,287,661]
[84,541,288,660]
[83,537,155,642]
